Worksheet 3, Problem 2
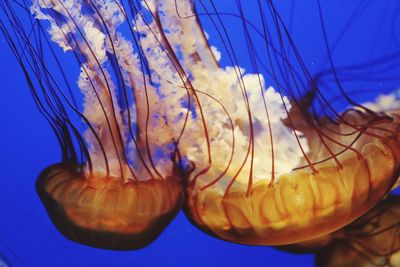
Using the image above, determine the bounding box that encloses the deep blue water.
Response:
[0,1,399,266]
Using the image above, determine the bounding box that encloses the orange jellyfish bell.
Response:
[184,107,400,246]
[36,163,182,250]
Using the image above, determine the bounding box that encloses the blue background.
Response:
[0,1,399,266]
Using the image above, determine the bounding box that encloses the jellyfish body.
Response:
[1,0,400,254]
[185,104,400,245]
[36,163,182,250]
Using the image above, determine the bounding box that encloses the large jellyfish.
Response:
[173,1,400,246]
[1,0,400,265]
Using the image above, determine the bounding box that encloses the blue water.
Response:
[0,1,399,266]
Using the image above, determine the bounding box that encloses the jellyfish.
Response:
[1,0,400,262]
[0,0,192,250]
[172,0,400,247]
